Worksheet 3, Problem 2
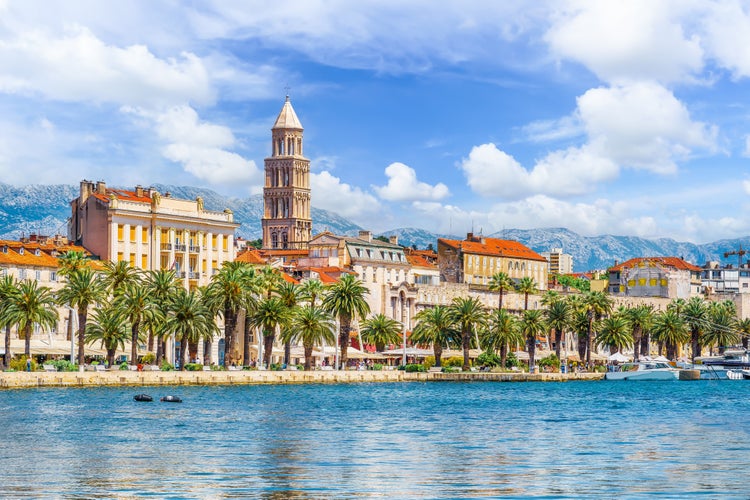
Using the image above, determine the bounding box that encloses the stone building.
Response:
[608,257,702,299]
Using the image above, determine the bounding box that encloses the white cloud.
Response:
[576,82,717,173]
[311,171,380,218]
[744,136,750,157]
[460,143,618,199]
[373,162,449,201]
[545,0,703,84]
[701,0,750,78]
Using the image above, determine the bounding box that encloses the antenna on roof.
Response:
[284,84,291,99]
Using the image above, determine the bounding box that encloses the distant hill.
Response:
[2,182,749,272]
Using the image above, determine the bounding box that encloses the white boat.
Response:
[726,369,750,380]
[604,361,679,381]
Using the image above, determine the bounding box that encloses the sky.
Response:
[1,1,750,244]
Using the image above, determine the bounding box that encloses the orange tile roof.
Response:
[0,239,94,269]
[610,257,701,272]
[406,253,437,269]
[439,237,547,262]
[235,249,267,265]
[91,188,152,204]
[281,272,299,284]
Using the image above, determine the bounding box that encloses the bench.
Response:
[43,364,56,372]
[428,367,442,373]
[95,364,106,372]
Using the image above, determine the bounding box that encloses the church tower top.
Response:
[272,95,303,131]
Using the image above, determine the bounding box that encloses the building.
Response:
[608,257,702,299]
[540,247,573,275]
[68,180,238,288]
[701,262,750,294]
[437,233,548,290]
[261,96,312,250]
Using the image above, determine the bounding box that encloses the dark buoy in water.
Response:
[134,394,153,402]
[160,395,182,403]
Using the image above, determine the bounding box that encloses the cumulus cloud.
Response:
[311,171,380,218]
[744,136,750,157]
[545,0,703,84]
[700,1,750,78]
[373,162,449,201]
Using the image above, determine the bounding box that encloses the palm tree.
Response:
[360,314,402,352]
[56,267,107,365]
[166,288,217,370]
[738,318,750,350]
[483,308,522,369]
[682,296,708,361]
[703,302,739,355]
[596,315,633,354]
[57,250,88,276]
[7,280,58,358]
[101,260,140,296]
[85,303,129,367]
[322,274,370,369]
[280,305,336,371]
[412,306,457,368]
[248,297,292,368]
[299,279,325,306]
[144,269,180,364]
[545,299,570,359]
[515,277,537,310]
[488,272,514,310]
[447,296,487,371]
[0,275,19,369]
[276,280,302,365]
[117,279,159,366]
[520,309,546,371]
[651,310,689,360]
[625,304,653,361]
[582,291,612,368]
[205,262,252,366]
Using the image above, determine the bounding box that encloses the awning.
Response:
[380,347,434,357]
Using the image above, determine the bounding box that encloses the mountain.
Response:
[2,183,749,272]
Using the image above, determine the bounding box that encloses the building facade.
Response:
[701,261,750,295]
[262,96,312,250]
[69,180,238,288]
[541,247,574,275]
[608,257,702,299]
[438,233,548,290]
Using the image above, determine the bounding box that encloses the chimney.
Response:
[96,180,107,195]
[389,235,399,245]
[358,230,372,243]
[135,185,144,197]
[466,232,473,241]
[79,180,94,203]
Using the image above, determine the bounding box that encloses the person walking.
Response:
[26,356,32,372]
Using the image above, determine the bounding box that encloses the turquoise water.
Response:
[1,380,749,498]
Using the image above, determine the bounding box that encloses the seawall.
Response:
[0,370,603,389]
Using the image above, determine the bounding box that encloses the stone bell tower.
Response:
[261,96,312,250]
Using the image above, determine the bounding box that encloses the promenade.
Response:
[0,370,603,389]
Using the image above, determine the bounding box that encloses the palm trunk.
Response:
[3,324,10,369]
[500,342,507,370]
[24,324,31,358]
[554,328,562,359]
[130,321,140,366]
[147,331,154,352]
[691,328,701,362]
[462,329,471,371]
[107,348,116,367]
[528,334,536,372]
[577,333,587,363]
[156,340,163,366]
[78,310,87,366]
[179,332,189,371]
[223,306,236,366]
[243,314,251,367]
[339,314,351,369]
[633,327,642,361]
[498,290,503,310]
[304,343,313,371]
[640,333,650,358]
[433,343,443,367]
[586,316,594,369]
[263,328,275,367]
[203,338,212,366]
[284,339,291,365]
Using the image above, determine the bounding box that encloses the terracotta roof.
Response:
[610,257,701,272]
[91,188,152,204]
[281,272,299,284]
[235,249,267,265]
[0,240,91,269]
[272,96,303,130]
[406,253,437,269]
[316,271,338,284]
[439,237,547,262]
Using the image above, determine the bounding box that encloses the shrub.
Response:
[477,351,502,368]
[404,364,426,372]
[443,356,465,368]
[442,366,459,373]
[160,361,174,371]
[423,355,436,369]
[48,359,77,372]
[184,363,202,371]
[11,356,37,371]
[141,352,156,365]
[119,362,129,371]
[538,353,561,371]
[371,363,384,371]
[505,352,520,369]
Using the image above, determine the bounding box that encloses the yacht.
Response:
[605,361,679,381]
[692,350,750,379]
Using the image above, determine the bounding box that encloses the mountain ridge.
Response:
[1,182,747,272]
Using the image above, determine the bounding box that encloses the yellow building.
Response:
[69,180,238,288]
[438,233,548,290]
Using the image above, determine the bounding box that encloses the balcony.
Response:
[189,245,200,253]
[174,244,186,252]
[188,271,201,280]
[160,243,172,251]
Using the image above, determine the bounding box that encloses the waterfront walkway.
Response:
[0,370,603,389]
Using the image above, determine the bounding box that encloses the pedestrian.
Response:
[26,356,32,372]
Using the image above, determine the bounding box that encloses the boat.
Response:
[134,394,153,402]
[605,361,679,381]
[160,395,182,403]
[691,350,750,379]
[726,369,750,380]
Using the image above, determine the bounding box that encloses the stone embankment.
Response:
[0,370,603,389]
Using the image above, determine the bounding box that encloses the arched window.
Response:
[271,232,279,249]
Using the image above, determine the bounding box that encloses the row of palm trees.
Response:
[0,251,379,371]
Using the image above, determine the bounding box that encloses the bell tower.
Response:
[262,96,312,250]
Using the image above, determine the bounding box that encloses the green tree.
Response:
[56,267,107,365]
[144,269,180,365]
[0,275,19,368]
[276,280,302,365]
[280,305,336,371]
[582,291,612,368]
[703,302,740,355]
[57,250,88,276]
[447,296,487,371]
[624,304,653,361]
[515,277,537,310]
[360,314,402,352]
[166,288,217,370]
[205,262,253,366]
[651,310,689,360]
[299,279,325,306]
[101,260,141,297]
[248,297,292,368]
[117,279,160,366]
[681,296,708,361]
[545,298,570,359]
[488,272,514,310]
[596,315,633,354]
[738,317,750,350]
[482,308,522,369]
[85,303,130,367]
[412,306,457,368]
[520,309,546,371]
[322,274,371,369]
[7,280,59,358]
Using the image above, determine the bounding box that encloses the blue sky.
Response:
[1,1,750,244]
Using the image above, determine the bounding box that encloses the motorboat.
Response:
[134,394,153,402]
[726,369,750,380]
[691,350,750,379]
[160,395,182,403]
[605,361,679,381]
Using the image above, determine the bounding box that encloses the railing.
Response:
[160,243,172,251]
[174,244,186,252]
[189,245,200,253]
[188,272,201,279]
[177,271,186,278]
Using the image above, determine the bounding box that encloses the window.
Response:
[142,227,148,243]
[35,270,41,281]
[117,224,124,241]
[129,253,136,267]
[129,226,136,242]
[117,252,124,263]
[18,269,26,280]
[141,254,148,269]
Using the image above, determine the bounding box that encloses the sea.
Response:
[1,380,749,499]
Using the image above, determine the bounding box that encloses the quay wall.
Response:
[0,370,603,389]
